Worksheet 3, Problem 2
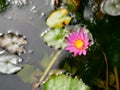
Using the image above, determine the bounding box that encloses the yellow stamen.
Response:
[74,39,84,49]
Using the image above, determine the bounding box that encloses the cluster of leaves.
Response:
[41,8,72,49]
[42,0,120,90]
[7,0,119,90]
[8,0,119,89]
[41,1,93,89]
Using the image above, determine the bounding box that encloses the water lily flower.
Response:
[64,28,90,56]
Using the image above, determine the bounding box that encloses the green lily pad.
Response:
[46,8,72,28]
[41,28,71,49]
[44,74,90,90]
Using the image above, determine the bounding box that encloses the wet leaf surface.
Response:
[17,64,42,84]
[0,31,27,55]
[41,28,71,49]
[46,8,72,28]
[0,51,22,74]
[44,74,90,90]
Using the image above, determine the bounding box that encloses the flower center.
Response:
[74,39,84,49]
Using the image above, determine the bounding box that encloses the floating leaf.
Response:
[46,8,72,28]
[44,74,90,90]
[102,0,120,16]
[0,51,22,74]
[0,31,28,55]
[41,28,71,49]
[17,64,42,84]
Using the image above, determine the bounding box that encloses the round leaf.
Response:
[44,74,90,90]
[41,28,71,49]
[46,8,72,28]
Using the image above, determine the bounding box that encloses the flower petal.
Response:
[83,50,87,55]
[64,27,90,56]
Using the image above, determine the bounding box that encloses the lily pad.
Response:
[41,28,71,49]
[0,51,22,74]
[46,8,72,28]
[0,31,28,55]
[44,74,90,90]
[102,0,120,16]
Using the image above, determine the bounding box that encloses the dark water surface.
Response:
[0,0,57,90]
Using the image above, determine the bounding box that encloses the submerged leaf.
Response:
[0,51,22,74]
[39,53,54,69]
[17,64,42,84]
[44,74,90,90]
[46,8,72,28]
[41,28,71,49]
[17,64,36,83]
[109,73,115,86]
[94,79,105,89]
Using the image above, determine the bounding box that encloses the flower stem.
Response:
[102,50,109,90]
[36,50,62,87]
[114,67,119,90]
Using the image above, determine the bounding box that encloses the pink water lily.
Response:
[64,28,90,56]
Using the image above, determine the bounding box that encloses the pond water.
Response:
[0,0,120,90]
[0,0,61,90]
